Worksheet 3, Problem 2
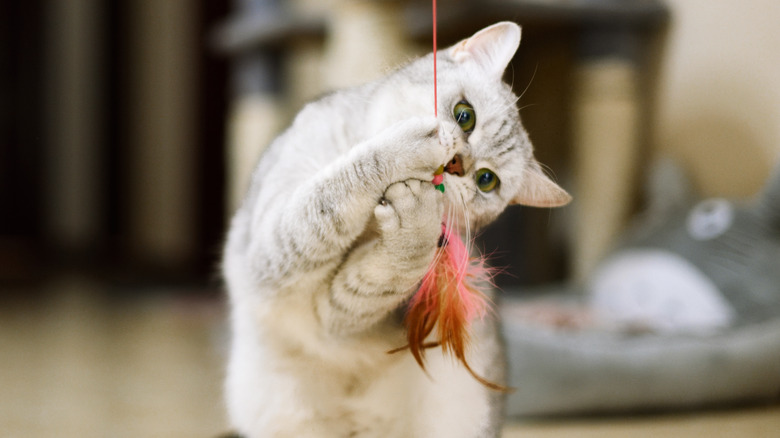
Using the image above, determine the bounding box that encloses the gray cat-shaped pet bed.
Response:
[501,159,780,416]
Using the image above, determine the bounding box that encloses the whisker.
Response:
[456,185,472,254]
[508,62,516,90]
[518,63,538,102]
[494,94,525,120]
[517,103,538,113]
[538,162,560,181]
[500,64,538,117]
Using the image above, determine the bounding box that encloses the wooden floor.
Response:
[3,275,778,437]
[504,405,780,438]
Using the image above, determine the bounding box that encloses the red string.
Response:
[432,0,438,117]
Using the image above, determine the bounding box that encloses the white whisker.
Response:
[518,63,538,102]
[454,185,472,255]
[492,93,524,121]
[538,161,559,180]
[506,61,517,91]
[518,103,538,113]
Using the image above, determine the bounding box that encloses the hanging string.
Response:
[432,0,438,117]
[392,1,511,392]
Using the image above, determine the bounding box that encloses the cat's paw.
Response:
[375,179,443,258]
[380,117,458,182]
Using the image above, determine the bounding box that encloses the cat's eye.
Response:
[475,168,499,192]
[453,101,476,133]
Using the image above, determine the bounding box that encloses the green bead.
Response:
[435,184,445,193]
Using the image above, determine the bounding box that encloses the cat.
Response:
[222,21,570,438]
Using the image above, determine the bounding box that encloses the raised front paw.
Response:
[374,179,444,259]
[378,116,460,182]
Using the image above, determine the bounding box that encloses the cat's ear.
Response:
[449,21,521,80]
[511,164,572,208]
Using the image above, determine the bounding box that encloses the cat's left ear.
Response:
[511,163,572,208]
[449,21,521,80]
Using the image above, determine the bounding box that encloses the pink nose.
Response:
[444,154,464,176]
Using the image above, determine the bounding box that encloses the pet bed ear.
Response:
[449,22,521,80]
[756,160,780,229]
[512,164,571,208]
[644,158,696,217]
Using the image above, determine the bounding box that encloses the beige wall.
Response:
[655,0,780,198]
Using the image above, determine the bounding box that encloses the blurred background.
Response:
[2,0,779,436]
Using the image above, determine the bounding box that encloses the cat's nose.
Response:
[444,154,465,177]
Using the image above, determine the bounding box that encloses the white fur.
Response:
[222,22,568,437]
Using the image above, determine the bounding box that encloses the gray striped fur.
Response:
[222,22,568,437]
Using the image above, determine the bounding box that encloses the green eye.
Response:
[475,168,499,192]
[453,101,476,133]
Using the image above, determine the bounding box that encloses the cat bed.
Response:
[500,160,780,416]
[501,289,780,416]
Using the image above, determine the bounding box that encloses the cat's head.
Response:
[379,22,571,232]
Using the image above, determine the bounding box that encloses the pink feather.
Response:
[396,222,506,391]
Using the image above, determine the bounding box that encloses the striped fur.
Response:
[222,22,568,437]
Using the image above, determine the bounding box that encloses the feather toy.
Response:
[391,0,507,391]
[390,161,504,390]
[402,220,503,388]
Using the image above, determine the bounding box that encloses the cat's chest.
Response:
[301,354,422,436]
[258,281,402,359]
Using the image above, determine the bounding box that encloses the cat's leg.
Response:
[249,116,457,286]
[316,179,444,334]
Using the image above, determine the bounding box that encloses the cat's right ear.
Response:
[449,21,521,80]
[511,164,572,208]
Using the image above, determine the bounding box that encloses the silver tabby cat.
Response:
[223,22,570,437]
